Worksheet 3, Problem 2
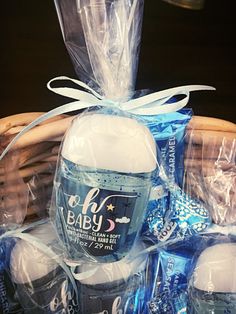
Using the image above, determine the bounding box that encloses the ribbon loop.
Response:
[47,76,103,101]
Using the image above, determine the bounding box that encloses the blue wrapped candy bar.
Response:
[141,109,192,187]
[147,244,194,314]
[156,249,192,294]
[141,109,192,238]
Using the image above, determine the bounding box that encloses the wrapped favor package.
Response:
[0,220,79,313]
[51,0,158,264]
[51,0,210,264]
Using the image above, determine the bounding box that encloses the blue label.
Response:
[57,175,137,258]
[15,269,79,313]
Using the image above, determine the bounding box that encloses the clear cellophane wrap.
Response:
[1,0,145,230]
[0,0,236,313]
[0,113,74,228]
[184,116,236,226]
[54,0,144,100]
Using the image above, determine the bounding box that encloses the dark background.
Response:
[1,0,236,122]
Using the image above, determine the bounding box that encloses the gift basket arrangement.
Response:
[0,0,235,313]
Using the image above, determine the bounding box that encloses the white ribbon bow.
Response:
[0,76,215,160]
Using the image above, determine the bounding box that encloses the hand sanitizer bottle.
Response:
[54,113,157,263]
[188,242,236,313]
[10,222,78,313]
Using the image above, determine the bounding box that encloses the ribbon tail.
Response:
[130,95,190,115]
[4,218,50,238]
[0,100,96,160]
[122,84,215,112]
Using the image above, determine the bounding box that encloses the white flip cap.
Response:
[10,222,58,284]
[193,243,236,293]
[61,114,157,173]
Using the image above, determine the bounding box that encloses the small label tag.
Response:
[157,221,177,242]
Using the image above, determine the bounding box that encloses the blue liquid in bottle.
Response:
[53,113,157,263]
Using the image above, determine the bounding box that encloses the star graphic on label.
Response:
[107,203,115,211]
